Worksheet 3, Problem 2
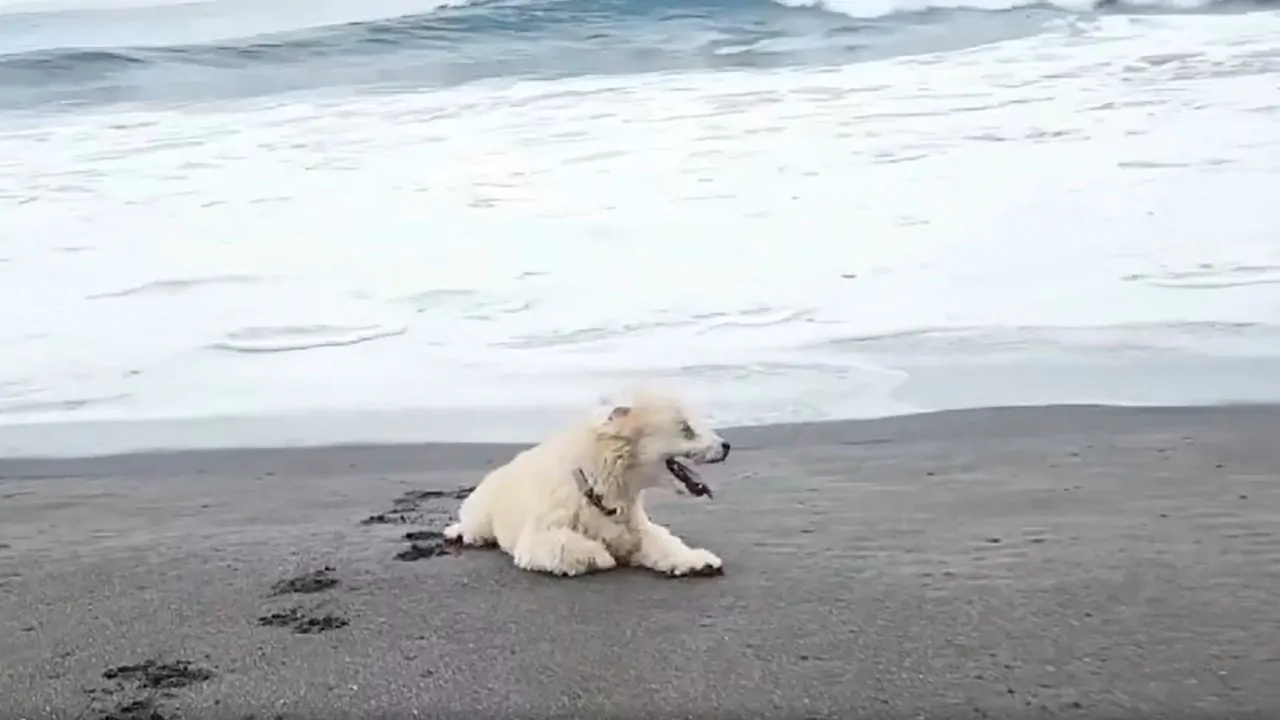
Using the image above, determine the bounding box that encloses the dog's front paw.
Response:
[443,522,491,548]
[547,551,617,577]
[591,552,619,573]
[519,544,618,577]
[664,548,724,578]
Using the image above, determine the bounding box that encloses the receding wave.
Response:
[0,0,1270,107]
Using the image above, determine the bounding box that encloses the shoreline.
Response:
[2,403,1280,718]
[6,350,1280,459]
[3,398,1279,463]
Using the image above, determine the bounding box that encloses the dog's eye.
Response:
[679,421,696,440]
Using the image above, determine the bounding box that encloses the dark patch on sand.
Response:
[359,486,472,526]
[268,566,339,596]
[395,529,459,561]
[403,529,445,542]
[102,660,215,690]
[361,487,474,560]
[359,510,415,525]
[401,487,474,502]
[97,696,165,720]
[87,659,216,720]
[257,606,350,635]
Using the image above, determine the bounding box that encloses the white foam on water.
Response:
[4,11,1280,456]
[777,0,1223,19]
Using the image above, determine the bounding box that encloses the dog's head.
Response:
[599,390,730,498]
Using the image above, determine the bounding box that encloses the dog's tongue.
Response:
[670,458,712,499]
[676,459,701,482]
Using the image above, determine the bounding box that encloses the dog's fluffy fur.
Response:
[443,390,731,577]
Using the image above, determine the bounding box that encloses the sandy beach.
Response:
[2,403,1279,719]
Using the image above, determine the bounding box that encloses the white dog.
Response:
[443,390,732,577]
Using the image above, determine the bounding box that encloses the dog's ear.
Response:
[608,406,632,421]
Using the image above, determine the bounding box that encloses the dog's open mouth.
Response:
[665,457,712,499]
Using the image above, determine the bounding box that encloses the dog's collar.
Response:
[573,468,620,517]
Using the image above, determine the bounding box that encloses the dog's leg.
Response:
[443,496,496,547]
[443,520,495,548]
[633,518,723,577]
[512,526,617,577]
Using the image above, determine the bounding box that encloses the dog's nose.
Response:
[720,440,731,459]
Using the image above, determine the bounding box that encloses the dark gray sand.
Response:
[2,404,1280,719]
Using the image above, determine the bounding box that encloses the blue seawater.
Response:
[0,0,1268,111]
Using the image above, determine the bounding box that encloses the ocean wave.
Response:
[0,0,1270,108]
[780,0,1239,19]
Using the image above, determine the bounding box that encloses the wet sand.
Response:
[1,404,1279,719]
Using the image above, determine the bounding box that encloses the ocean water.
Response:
[3,0,1280,456]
